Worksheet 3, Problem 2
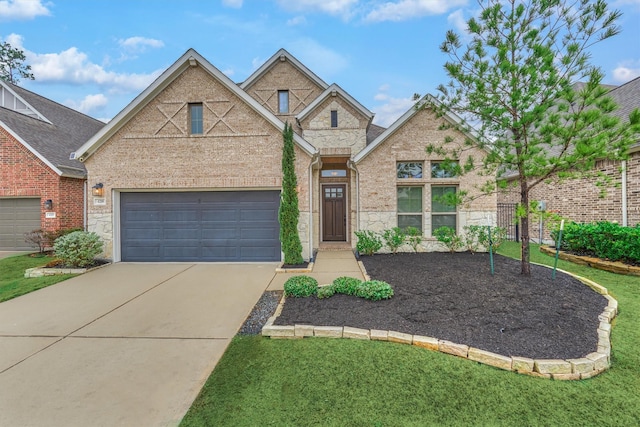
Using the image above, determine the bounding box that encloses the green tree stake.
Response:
[552,220,565,280]
[488,225,494,276]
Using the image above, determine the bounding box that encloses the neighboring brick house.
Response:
[0,81,105,250]
[75,49,495,262]
[498,77,640,242]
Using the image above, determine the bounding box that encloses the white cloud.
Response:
[8,34,162,93]
[447,9,467,34]
[287,38,348,77]
[118,36,164,52]
[372,87,414,127]
[612,61,640,83]
[275,0,358,19]
[67,93,108,115]
[365,0,468,22]
[0,0,50,21]
[287,15,307,26]
[222,0,243,7]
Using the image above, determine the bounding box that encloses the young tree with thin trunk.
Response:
[428,0,640,275]
[0,42,34,84]
[279,122,304,265]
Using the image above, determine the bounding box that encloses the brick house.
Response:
[75,49,495,262]
[498,76,640,242]
[0,81,105,250]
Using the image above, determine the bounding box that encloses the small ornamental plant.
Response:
[332,276,362,296]
[404,226,422,252]
[53,231,103,268]
[382,227,406,254]
[355,280,394,301]
[355,230,383,256]
[433,227,463,253]
[283,275,318,298]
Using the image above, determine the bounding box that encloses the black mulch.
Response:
[273,252,608,359]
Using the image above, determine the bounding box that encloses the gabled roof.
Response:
[76,49,317,161]
[239,48,329,91]
[0,80,105,178]
[353,95,479,163]
[296,83,374,124]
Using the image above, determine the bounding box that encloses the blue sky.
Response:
[2,0,640,126]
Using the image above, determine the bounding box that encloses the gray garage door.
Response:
[0,198,41,250]
[120,191,281,262]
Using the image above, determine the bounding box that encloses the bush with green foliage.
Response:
[278,122,303,265]
[53,231,103,268]
[332,276,362,296]
[355,230,383,256]
[283,275,318,297]
[463,225,508,253]
[382,227,406,254]
[552,221,640,264]
[404,226,422,252]
[433,227,463,253]
[354,280,394,301]
[316,285,336,299]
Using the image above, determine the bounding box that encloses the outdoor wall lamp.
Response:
[92,183,104,197]
[44,199,53,210]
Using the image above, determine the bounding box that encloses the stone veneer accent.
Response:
[262,261,617,380]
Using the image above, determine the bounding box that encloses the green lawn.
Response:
[0,253,77,302]
[181,241,640,426]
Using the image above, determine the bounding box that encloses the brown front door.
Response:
[322,185,346,241]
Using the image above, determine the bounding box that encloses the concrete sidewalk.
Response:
[0,262,276,427]
[268,250,364,290]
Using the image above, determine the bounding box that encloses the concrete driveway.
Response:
[0,262,277,426]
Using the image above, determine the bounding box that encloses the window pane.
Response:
[331,110,338,128]
[431,186,456,212]
[397,187,422,213]
[432,214,456,233]
[278,90,289,114]
[397,162,423,179]
[190,104,203,135]
[321,169,347,177]
[399,215,422,231]
[431,161,459,178]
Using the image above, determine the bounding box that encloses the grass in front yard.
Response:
[180,241,640,426]
[0,254,76,302]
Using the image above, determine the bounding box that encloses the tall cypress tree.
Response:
[279,122,303,265]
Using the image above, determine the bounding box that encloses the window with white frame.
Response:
[278,90,289,114]
[189,103,203,135]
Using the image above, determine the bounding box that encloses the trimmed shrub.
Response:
[404,226,422,252]
[283,275,318,298]
[553,221,640,264]
[355,230,383,256]
[53,231,103,268]
[332,276,362,296]
[355,280,394,301]
[316,285,336,299]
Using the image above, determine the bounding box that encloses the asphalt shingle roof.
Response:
[0,82,105,178]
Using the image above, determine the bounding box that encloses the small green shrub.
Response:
[332,276,362,296]
[382,227,405,254]
[316,285,336,299]
[283,275,318,297]
[53,231,103,268]
[463,225,508,253]
[433,227,463,253]
[355,230,383,256]
[463,225,482,253]
[404,226,422,252]
[355,280,394,301]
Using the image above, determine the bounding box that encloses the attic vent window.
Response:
[331,110,338,128]
[189,103,203,135]
[278,90,289,114]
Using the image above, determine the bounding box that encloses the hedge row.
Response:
[553,221,640,264]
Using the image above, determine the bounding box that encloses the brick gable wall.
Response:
[1,125,85,233]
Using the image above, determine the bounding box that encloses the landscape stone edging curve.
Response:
[262,260,616,380]
[24,262,111,278]
[539,246,640,277]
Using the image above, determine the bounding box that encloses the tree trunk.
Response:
[520,178,531,276]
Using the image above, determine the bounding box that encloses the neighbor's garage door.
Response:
[120,191,281,262]
[0,198,41,250]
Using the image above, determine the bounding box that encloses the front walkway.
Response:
[268,249,364,290]
[0,263,276,426]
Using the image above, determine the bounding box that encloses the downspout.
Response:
[83,180,87,230]
[347,160,360,241]
[308,154,321,261]
[622,160,628,226]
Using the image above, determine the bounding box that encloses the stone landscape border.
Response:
[540,246,640,276]
[24,262,111,278]
[262,258,617,380]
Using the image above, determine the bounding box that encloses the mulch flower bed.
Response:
[274,252,608,360]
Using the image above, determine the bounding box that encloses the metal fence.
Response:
[497,203,519,242]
